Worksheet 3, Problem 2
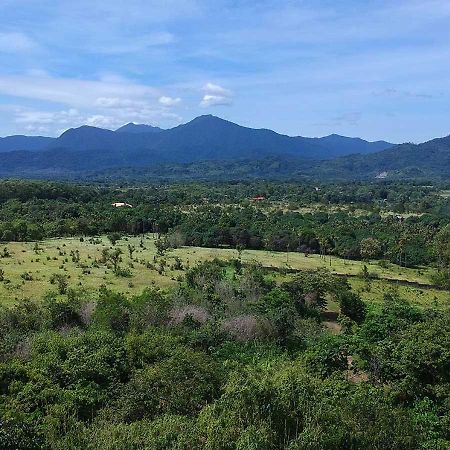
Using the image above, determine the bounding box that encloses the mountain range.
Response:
[0,115,448,181]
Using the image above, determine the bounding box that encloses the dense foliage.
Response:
[0,260,449,449]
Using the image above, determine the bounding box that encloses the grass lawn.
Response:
[0,235,448,310]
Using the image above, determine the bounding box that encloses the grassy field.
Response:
[0,235,448,309]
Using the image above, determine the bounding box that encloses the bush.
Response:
[105,349,221,422]
[92,287,130,333]
[129,288,172,330]
[107,232,122,245]
[304,335,348,378]
[221,315,274,342]
[43,294,83,329]
[169,305,211,327]
[430,268,450,289]
[338,291,367,324]
[50,273,69,294]
[114,266,132,278]
[75,416,199,450]
[20,272,33,281]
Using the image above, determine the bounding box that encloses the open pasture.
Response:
[0,234,448,309]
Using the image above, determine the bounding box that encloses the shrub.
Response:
[107,232,122,246]
[114,266,132,278]
[338,291,367,324]
[222,315,274,342]
[43,294,83,329]
[92,287,130,333]
[129,288,172,330]
[73,416,199,450]
[169,305,211,327]
[304,336,348,378]
[430,268,450,289]
[50,273,69,294]
[106,349,221,422]
[20,272,33,281]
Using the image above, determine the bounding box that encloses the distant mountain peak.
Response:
[187,114,235,126]
[115,123,163,134]
[191,114,216,121]
[59,125,114,138]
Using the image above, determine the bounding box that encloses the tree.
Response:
[305,335,348,378]
[101,247,123,273]
[338,291,367,324]
[361,264,370,280]
[360,237,382,260]
[433,225,450,268]
[0,229,14,242]
[109,248,123,273]
[107,232,122,246]
[375,317,450,401]
[127,243,136,259]
[108,349,220,421]
[155,237,169,256]
[93,286,130,332]
[50,273,69,294]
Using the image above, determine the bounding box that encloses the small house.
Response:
[111,202,133,208]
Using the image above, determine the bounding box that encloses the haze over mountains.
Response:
[0,115,448,181]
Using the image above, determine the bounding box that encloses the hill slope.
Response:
[0,115,393,170]
[317,135,450,180]
[0,135,54,153]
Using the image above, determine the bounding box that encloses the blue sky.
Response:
[1,0,450,142]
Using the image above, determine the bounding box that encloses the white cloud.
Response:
[158,95,181,107]
[200,82,233,107]
[0,73,185,133]
[15,108,81,125]
[86,115,123,128]
[95,97,149,108]
[200,94,232,107]
[6,97,184,135]
[0,32,37,53]
[202,82,232,97]
[0,73,160,108]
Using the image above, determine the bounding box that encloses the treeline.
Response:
[172,205,450,267]
[0,260,449,449]
[0,179,448,210]
[0,180,449,269]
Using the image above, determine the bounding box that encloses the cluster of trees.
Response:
[1,181,449,269]
[1,179,448,211]
[172,205,450,268]
[0,260,449,449]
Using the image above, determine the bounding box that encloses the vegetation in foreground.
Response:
[0,259,449,449]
